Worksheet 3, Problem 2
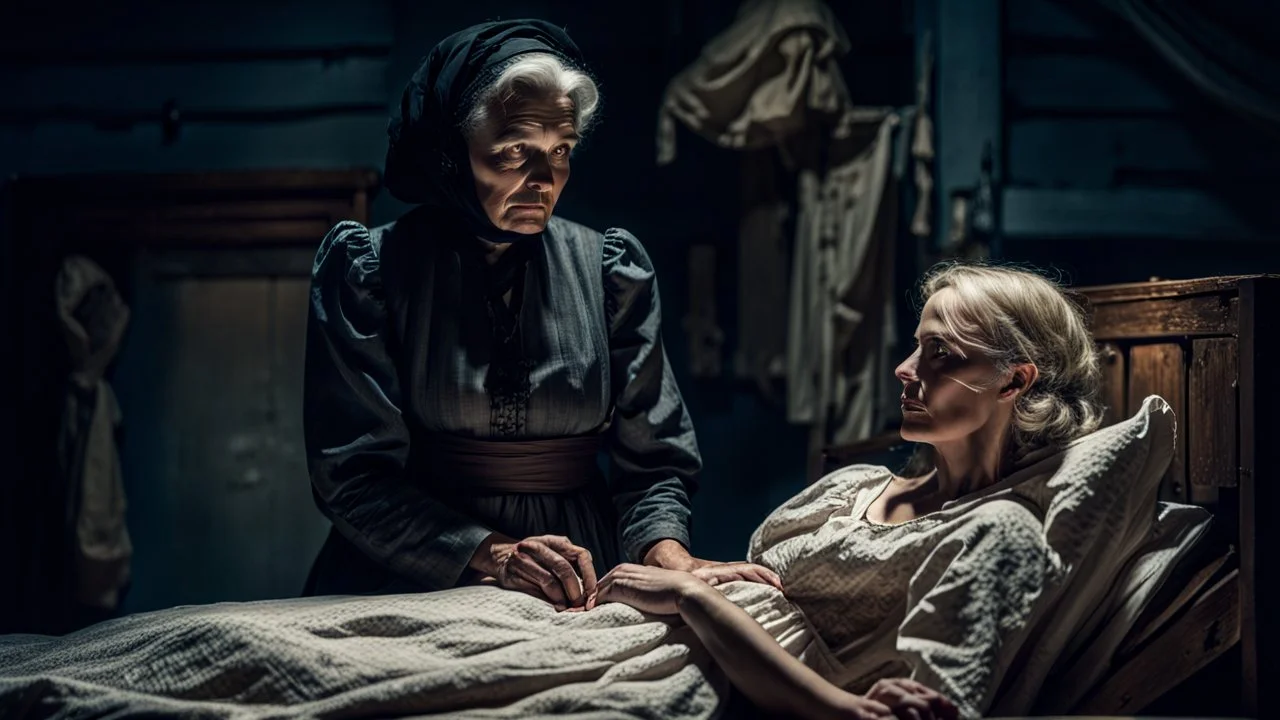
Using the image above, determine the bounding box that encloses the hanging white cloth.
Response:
[56,255,132,610]
[658,0,904,447]
[656,0,854,166]
[786,112,901,447]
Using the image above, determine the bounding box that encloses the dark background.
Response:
[1,0,1277,633]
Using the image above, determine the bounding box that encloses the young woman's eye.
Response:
[931,340,951,358]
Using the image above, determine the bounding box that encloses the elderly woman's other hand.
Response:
[470,533,598,610]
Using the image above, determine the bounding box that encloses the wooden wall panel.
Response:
[0,58,387,114]
[1189,338,1238,504]
[1128,343,1187,503]
[117,274,327,612]
[0,2,392,57]
[1098,341,1127,427]
[1089,294,1238,340]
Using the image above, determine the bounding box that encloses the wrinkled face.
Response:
[467,91,578,234]
[895,289,1011,445]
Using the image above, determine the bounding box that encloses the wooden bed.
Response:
[818,275,1280,717]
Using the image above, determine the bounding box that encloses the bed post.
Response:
[1238,277,1279,716]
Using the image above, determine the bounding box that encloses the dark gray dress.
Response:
[302,207,701,594]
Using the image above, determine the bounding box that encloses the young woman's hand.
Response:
[692,562,784,592]
[586,563,707,615]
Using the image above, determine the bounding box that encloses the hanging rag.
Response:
[657,0,905,447]
[786,113,901,450]
[55,255,132,611]
[656,0,855,166]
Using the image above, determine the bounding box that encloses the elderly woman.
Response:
[301,20,761,607]
[589,263,1114,719]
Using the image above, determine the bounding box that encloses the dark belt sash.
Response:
[423,433,604,494]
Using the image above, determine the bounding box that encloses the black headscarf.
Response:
[384,19,586,244]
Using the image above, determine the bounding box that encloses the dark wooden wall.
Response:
[0,1,390,176]
[0,1,393,628]
[996,0,1280,283]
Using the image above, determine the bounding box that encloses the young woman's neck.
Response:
[930,421,1011,500]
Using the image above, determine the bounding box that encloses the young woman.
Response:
[590,263,1105,719]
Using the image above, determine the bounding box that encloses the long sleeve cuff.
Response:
[411,522,494,589]
[617,478,693,563]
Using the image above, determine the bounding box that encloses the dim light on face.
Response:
[467,92,578,235]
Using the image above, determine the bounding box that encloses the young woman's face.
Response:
[895,289,1011,444]
[467,91,578,234]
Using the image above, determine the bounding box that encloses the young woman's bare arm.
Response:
[591,564,954,719]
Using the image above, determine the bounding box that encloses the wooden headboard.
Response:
[1073,275,1278,716]
[818,274,1280,716]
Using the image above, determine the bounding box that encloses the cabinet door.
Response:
[115,265,328,612]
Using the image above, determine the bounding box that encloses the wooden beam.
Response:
[0,59,388,115]
[1189,338,1238,503]
[1089,295,1238,340]
[1098,342,1127,427]
[1007,55,1177,114]
[147,249,316,278]
[1002,187,1267,240]
[1005,0,1100,40]
[1128,344,1187,502]
[0,2,392,58]
[1117,547,1235,658]
[1080,275,1273,304]
[1238,277,1280,714]
[935,0,1001,250]
[12,169,380,195]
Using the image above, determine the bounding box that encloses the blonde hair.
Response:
[463,52,600,138]
[920,262,1104,453]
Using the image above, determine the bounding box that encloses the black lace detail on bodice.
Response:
[482,245,534,437]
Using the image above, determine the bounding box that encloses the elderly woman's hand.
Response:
[469,533,597,610]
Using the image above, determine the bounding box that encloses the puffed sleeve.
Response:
[896,503,1059,719]
[602,228,702,563]
[304,221,491,590]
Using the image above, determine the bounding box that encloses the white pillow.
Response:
[986,395,1212,715]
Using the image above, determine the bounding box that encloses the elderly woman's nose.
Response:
[525,153,555,191]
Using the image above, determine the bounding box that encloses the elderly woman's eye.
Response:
[500,144,527,162]
[551,144,572,158]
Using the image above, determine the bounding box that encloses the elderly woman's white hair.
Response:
[463,52,601,138]
[920,262,1105,454]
